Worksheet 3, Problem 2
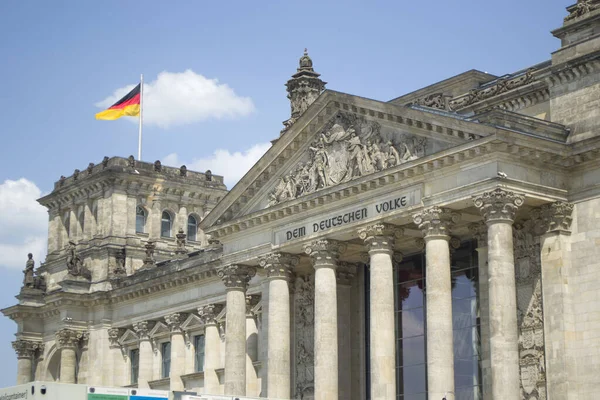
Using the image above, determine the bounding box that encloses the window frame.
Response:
[161,211,173,238]
[136,206,147,234]
[187,215,198,242]
[130,348,140,385]
[194,334,205,372]
[161,341,171,378]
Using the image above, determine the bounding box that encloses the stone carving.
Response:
[205,170,212,181]
[133,321,152,341]
[269,114,426,207]
[113,248,127,276]
[165,313,187,333]
[448,68,535,110]
[127,155,135,167]
[12,340,42,358]
[22,253,35,288]
[565,0,600,21]
[358,223,402,253]
[538,201,574,233]
[175,229,188,257]
[153,160,162,172]
[56,329,86,349]
[59,176,66,187]
[102,156,109,168]
[412,93,447,110]
[304,239,346,268]
[473,188,525,222]
[217,265,256,290]
[66,241,91,280]
[73,169,80,181]
[141,240,156,269]
[294,275,315,399]
[198,304,223,325]
[413,206,460,237]
[87,163,94,175]
[259,252,298,280]
[179,165,187,177]
[513,221,547,399]
[107,328,124,348]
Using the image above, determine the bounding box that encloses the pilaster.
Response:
[133,321,154,388]
[165,313,188,391]
[198,304,223,394]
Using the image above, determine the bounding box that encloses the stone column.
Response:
[165,313,188,392]
[413,208,459,400]
[358,224,400,400]
[198,304,223,394]
[108,328,126,387]
[304,239,346,400]
[56,329,82,384]
[77,332,90,384]
[473,188,525,399]
[336,262,357,400]
[245,295,260,396]
[538,201,574,399]
[259,252,297,399]
[218,265,257,396]
[12,340,40,384]
[133,321,154,389]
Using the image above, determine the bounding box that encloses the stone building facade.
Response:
[4,3,600,399]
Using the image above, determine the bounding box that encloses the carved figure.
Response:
[205,170,212,181]
[309,142,329,189]
[87,163,94,175]
[367,139,385,171]
[73,169,80,181]
[179,165,187,177]
[102,156,109,168]
[385,141,401,168]
[153,160,162,172]
[128,155,135,167]
[66,241,84,276]
[23,253,35,288]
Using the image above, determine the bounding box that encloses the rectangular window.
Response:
[194,334,205,372]
[130,349,139,384]
[161,342,171,378]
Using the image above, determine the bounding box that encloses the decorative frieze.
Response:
[473,188,525,223]
[358,223,402,254]
[564,0,599,22]
[217,265,256,290]
[303,239,346,269]
[259,252,298,280]
[413,206,459,238]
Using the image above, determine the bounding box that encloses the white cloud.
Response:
[95,70,255,128]
[0,179,48,270]
[164,142,271,188]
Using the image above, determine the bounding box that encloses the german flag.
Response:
[95,84,141,120]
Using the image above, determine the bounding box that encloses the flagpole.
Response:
[138,74,143,161]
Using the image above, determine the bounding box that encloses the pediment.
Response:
[201,90,494,232]
[181,313,204,331]
[119,329,138,346]
[149,321,170,339]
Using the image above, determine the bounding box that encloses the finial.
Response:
[304,48,308,55]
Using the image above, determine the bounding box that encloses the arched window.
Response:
[136,206,146,233]
[187,215,198,241]
[161,211,172,238]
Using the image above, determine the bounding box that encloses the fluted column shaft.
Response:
[165,313,187,392]
[133,321,153,389]
[218,265,256,396]
[474,188,524,399]
[198,304,223,394]
[56,329,82,384]
[259,253,298,399]
[304,239,345,400]
[13,340,41,384]
[358,224,399,400]
[413,208,459,400]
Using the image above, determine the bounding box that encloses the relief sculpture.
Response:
[513,221,547,400]
[295,275,315,400]
[268,113,427,207]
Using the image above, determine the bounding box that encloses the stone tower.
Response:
[281,49,327,134]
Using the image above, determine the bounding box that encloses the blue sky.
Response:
[0,0,570,387]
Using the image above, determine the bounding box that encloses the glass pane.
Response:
[161,212,171,237]
[136,207,145,233]
[397,308,425,338]
[452,272,478,299]
[452,297,478,330]
[188,216,197,241]
[398,335,425,367]
[397,364,426,395]
[453,324,481,361]
[455,384,482,400]
[454,356,481,390]
[195,335,205,372]
[397,280,424,310]
[398,393,427,400]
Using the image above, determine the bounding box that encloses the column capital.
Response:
[259,252,298,281]
[218,265,256,291]
[55,329,85,349]
[165,313,188,334]
[473,188,525,224]
[107,328,124,349]
[132,321,154,341]
[413,206,459,239]
[12,340,41,359]
[539,201,574,234]
[198,303,223,326]
[336,262,358,286]
[303,239,346,269]
[358,223,403,254]
[469,222,488,246]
